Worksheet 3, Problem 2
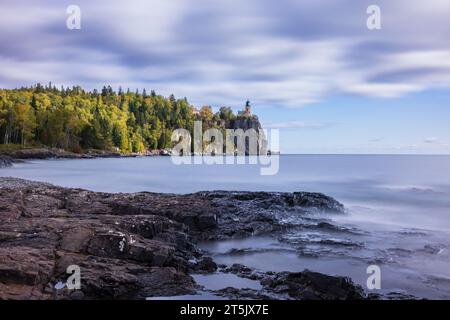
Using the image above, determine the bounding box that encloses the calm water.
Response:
[2,155,450,298]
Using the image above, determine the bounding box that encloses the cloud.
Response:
[263,121,334,129]
[0,0,449,108]
[424,137,438,143]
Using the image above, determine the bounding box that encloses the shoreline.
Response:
[0,147,280,167]
[0,177,383,300]
[0,147,171,168]
[0,147,170,159]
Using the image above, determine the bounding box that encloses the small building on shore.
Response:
[238,100,252,117]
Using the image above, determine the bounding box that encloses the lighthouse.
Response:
[244,100,252,115]
[238,100,252,117]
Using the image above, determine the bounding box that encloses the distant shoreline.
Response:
[1,147,447,169]
[0,146,281,166]
[0,147,172,168]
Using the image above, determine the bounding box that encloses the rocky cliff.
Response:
[0,178,375,300]
[228,114,268,155]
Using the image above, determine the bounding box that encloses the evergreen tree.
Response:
[0,85,244,153]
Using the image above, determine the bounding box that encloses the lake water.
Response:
[1,155,450,298]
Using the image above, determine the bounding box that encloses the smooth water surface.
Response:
[2,155,450,298]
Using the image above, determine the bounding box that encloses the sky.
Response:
[1,0,449,154]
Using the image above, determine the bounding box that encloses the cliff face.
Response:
[232,114,263,132]
[227,114,268,155]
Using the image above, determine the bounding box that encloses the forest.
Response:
[0,83,239,153]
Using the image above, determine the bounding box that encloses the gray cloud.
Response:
[1,0,450,108]
[424,137,438,144]
[263,121,335,129]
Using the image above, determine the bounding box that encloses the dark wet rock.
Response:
[421,244,445,255]
[0,148,128,161]
[0,178,199,299]
[286,192,345,213]
[214,287,274,300]
[209,264,368,300]
[0,177,349,300]
[318,238,364,247]
[220,264,266,282]
[1,148,91,160]
[212,191,344,213]
[229,264,253,275]
[0,156,12,168]
[396,229,429,237]
[197,214,218,230]
[193,257,217,273]
[196,190,345,240]
[279,230,364,254]
[368,291,422,300]
[262,269,366,300]
[159,149,172,156]
[220,247,293,256]
[313,221,365,235]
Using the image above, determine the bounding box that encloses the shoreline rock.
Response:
[0,147,174,163]
[261,269,365,300]
[0,177,363,300]
[0,148,125,161]
[0,147,281,163]
[0,156,12,168]
[210,267,366,300]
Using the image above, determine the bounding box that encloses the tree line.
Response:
[0,83,241,153]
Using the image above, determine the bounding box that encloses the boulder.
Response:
[194,257,217,273]
[262,269,366,300]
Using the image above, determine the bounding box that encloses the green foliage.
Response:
[0,84,239,153]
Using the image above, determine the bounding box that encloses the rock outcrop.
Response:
[0,178,357,300]
[231,114,268,155]
[214,263,366,300]
[261,270,365,300]
[0,156,12,168]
